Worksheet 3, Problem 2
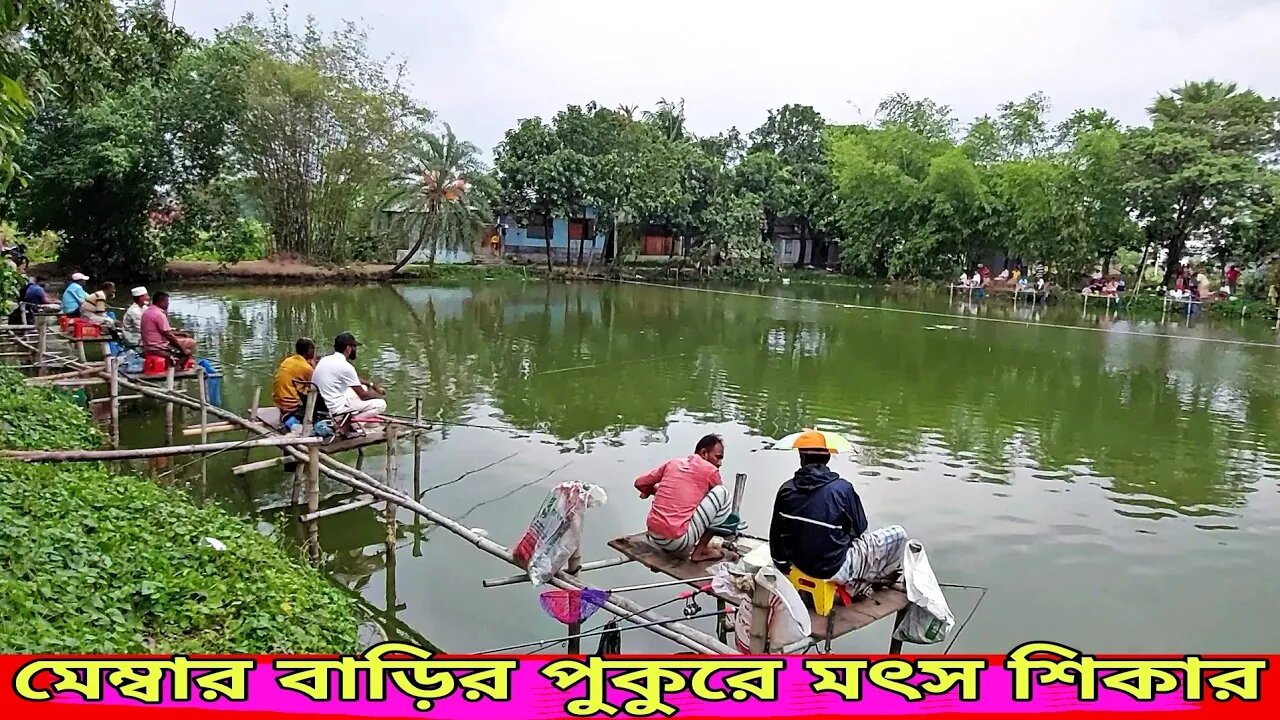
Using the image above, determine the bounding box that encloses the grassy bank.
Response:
[0,369,359,652]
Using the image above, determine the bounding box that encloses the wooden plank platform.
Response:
[251,407,387,453]
[608,533,909,641]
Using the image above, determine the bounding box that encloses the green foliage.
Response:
[385,124,494,274]
[1125,81,1280,284]
[7,4,242,279]
[0,369,358,652]
[228,8,432,263]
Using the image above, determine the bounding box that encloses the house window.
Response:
[524,213,550,240]
[567,218,591,241]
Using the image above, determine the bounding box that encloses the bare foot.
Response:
[690,547,725,562]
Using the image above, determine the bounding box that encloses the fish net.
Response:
[538,588,611,625]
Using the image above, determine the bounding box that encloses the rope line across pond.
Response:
[618,280,1280,350]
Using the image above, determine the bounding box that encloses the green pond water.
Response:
[117,279,1280,654]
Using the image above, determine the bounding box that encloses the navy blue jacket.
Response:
[769,464,868,580]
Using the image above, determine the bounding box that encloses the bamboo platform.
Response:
[608,533,910,643]
[251,407,388,454]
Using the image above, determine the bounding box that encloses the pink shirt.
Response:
[140,304,173,355]
[634,455,722,539]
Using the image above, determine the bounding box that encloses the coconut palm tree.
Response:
[385,124,493,275]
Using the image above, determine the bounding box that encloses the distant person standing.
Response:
[1227,264,1241,294]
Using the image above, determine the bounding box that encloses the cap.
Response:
[792,430,831,451]
[131,286,148,298]
[334,332,362,351]
[71,272,90,282]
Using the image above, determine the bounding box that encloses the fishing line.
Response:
[619,280,1280,350]
[940,583,989,655]
[419,451,520,495]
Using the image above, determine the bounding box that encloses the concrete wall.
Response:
[500,210,607,260]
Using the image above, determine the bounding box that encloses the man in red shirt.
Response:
[1227,264,1241,294]
[635,434,732,561]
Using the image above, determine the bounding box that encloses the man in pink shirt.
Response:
[140,291,196,362]
[635,434,733,562]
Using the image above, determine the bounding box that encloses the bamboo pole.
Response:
[107,356,120,448]
[749,574,771,654]
[301,497,378,523]
[1,436,324,462]
[383,424,399,572]
[164,365,176,445]
[0,330,731,653]
[197,366,208,500]
[232,455,287,475]
[181,422,238,436]
[36,318,47,377]
[412,397,423,490]
[306,445,321,566]
[482,557,633,588]
[566,547,583,655]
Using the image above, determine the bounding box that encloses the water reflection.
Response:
[129,280,1280,652]
[163,281,1280,524]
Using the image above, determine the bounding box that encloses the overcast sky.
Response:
[175,0,1280,157]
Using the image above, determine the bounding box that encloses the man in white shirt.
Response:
[121,286,149,347]
[310,332,386,417]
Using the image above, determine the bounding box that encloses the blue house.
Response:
[499,208,607,262]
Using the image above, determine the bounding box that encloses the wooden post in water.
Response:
[35,317,47,376]
[412,397,423,490]
[164,365,176,445]
[107,356,120,448]
[566,548,583,654]
[888,606,909,655]
[411,396,424,557]
[383,424,399,562]
[197,366,208,503]
[749,574,771,654]
[301,391,320,566]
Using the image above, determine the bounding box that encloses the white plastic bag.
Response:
[710,563,812,653]
[511,482,607,585]
[892,540,955,645]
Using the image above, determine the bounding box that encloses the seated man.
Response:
[140,291,196,363]
[635,434,732,562]
[311,332,386,420]
[79,281,118,327]
[769,432,906,596]
[121,287,149,348]
[61,272,90,318]
[272,337,318,421]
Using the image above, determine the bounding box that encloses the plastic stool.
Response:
[787,567,852,617]
[142,355,168,376]
[59,315,72,332]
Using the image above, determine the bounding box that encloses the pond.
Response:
[121,279,1280,654]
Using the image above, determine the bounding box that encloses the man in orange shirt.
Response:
[272,337,317,419]
[634,434,732,562]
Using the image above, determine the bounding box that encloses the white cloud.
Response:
[177,0,1280,156]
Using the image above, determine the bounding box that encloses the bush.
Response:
[0,369,358,652]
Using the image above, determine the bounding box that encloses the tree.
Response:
[1125,80,1280,284]
[746,104,834,266]
[875,92,958,142]
[228,9,431,262]
[384,125,493,274]
[14,36,246,278]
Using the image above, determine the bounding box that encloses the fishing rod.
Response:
[476,609,727,655]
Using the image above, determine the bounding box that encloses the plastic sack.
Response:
[892,540,955,645]
[511,482,607,585]
[710,563,811,653]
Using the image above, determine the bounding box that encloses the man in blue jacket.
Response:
[769,431,907,595]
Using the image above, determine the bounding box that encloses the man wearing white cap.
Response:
[121,286,149,348]
[61,272,90,317]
